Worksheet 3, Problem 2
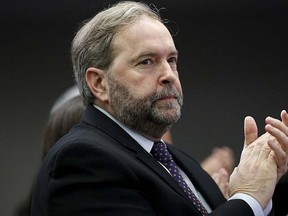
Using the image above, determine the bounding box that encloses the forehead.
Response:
[112,15,177,56]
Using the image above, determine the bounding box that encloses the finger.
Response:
[265,111,288,153]
[212,172,220,184]
[212,168,229,198]
[281,110,288,127]
[267,139,288,180]
[266,116,288,137]
[244,116,258,147]
[265,124,288,152]
[218,168,229,182]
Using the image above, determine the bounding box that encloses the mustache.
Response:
[150,87,183,105]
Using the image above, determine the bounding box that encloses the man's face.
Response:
[107,15,183,139]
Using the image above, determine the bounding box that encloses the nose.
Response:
[159,62,178,86]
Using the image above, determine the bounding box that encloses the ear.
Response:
[86,67,109,102]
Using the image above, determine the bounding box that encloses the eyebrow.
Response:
[130,49,178,62]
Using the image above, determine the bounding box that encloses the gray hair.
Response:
[71,1,163,104]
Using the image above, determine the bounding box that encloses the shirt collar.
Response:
[93,105,156,153]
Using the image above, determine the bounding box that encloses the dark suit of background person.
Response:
[31,1,288,216]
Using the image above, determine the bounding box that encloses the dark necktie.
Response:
[151,141,208,215]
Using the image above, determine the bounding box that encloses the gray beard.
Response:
[108,75,183,138]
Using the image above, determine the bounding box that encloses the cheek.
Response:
[133,85,156,99]
[129,76,158,95]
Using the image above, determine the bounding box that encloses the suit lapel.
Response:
[82,104,193,203]
[135,148,192,202]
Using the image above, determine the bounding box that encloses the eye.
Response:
[139,59,153,65]
[168,57,177,64]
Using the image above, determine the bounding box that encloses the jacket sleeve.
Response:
[209,199,254,216]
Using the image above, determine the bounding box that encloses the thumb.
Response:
[244,116,258,147]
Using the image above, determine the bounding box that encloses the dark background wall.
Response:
[1,0,287,215]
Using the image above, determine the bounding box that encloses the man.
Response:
[31,1,288,215]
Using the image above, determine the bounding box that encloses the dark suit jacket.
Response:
[272,172,288,216]
[31,104,254,216]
